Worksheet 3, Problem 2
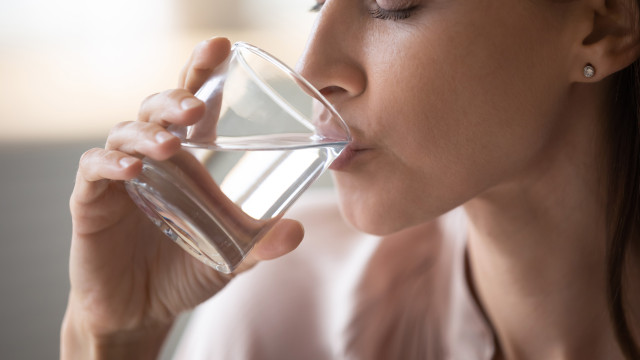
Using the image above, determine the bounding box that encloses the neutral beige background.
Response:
[0,0,315,142]
[0,1,319,358]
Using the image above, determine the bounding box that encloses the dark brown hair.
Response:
[607,46,640,359]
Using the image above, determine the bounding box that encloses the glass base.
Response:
[125,158,261,274]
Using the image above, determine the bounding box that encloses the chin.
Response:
[334,186,428,236]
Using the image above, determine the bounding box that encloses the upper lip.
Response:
[330,107,370,150]
[343,126,370,151]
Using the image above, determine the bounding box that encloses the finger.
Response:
[72,148,142,204]
[247,219,305,263]
[78,148,141,183]
[105,122,181,161]
[179,37,232,94]
[232,219,304,274]
[138,89,204,127]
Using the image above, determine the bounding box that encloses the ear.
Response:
[572,0,640,82]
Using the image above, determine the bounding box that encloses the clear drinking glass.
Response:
[125,42,351,273]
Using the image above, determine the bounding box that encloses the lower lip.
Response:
[329,145,367,171]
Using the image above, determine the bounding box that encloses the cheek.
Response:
[334,2,571,234]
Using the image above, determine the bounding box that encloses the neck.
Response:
[463,82,626,360]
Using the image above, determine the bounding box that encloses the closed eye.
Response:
[369,4,418,21]
[310,1,418,21]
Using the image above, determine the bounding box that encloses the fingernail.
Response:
[155,131,174,144]
[119,157,137,169]
[181,97,201,111]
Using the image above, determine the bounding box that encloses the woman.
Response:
[61,0,640,358]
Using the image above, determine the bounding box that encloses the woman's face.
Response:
[298,0,579,234]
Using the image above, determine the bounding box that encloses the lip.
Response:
[329,143,370,171]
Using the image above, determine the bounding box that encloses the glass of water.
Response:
[125,42,351,273]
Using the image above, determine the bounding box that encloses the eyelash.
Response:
[309,2,324,12]
[310,2,418,21]
[368,5,417,21]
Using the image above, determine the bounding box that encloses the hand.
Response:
[61,37,304,359]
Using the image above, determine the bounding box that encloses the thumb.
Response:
[253,219,304,260]
[235,219,304,272]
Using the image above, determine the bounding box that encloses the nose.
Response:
[295,1,366,104]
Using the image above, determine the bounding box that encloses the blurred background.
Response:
[0,0,317,358]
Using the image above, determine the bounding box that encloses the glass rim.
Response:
[232,41,352,142]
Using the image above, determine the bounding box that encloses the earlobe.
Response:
[573,0,640,82]
[583,63,596,78]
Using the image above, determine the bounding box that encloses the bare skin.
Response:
[463,83,624,359]
[62,0,640,358]
[297,0,640,358]
[61,38,304,359]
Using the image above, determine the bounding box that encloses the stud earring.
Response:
[583,64,595,78]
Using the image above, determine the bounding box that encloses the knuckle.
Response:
[139,89,183,122]
[140,92,160,107]
[168,88,190,101]
[189,42,214,71]
[79,148,102,168]
[194,39,209,54]
[108,121,134,138]
[138,92,161,119]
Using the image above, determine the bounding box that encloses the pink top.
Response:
[174,189,496,359]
